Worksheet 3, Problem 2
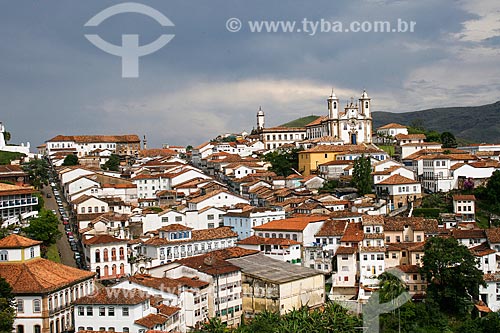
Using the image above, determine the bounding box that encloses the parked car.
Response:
[71,244,78,251]
[46,193,52,198]
[64,225,71,232]
[13,227,20,234]
[51,209,57,214]
[74,252,81,260]
[63,220,69,225]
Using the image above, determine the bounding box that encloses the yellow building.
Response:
[298,145,344,176]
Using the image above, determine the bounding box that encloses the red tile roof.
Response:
[486,228,500,243]
[340,222,364,242]
[0,234,42,249]
[253,215,328,232]
[237,235,301,246]
[335,246,357,255]
[452,194,476,201]
[48,134,140,143]
[378,123,407,129]
[83,234,127,245]
[0,257,94,294]
[377,174,418,185]
[451,229,486,239]
[75,288,148,305]
[134,313,169,329]
[315,219,347,237]
[159,224,192,232]
[144,227,237,246]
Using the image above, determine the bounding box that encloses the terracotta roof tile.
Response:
[135,313,169,329]
[0,234,42,249]
[451,229,486,239]
[0,257,94,294]
[144,227,237,246]
[335,246,357,255]
[253,215,328,232]
[340,222,364,242]
[378,123,407,129]
[315,219,347,237]
[75,288,148,305]
[377,174,418,185]
[48,134,140,143]
[452,194,476,201]
[237,235,301,246]
[83,234,127,245]
[486,228,500,243]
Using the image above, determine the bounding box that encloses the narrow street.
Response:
[42,184,76,268]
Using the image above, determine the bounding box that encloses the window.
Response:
[78,306,84,316]
[0,250,8,261]
[108,307,115,316]
[30,247,35,258]
[99,306,105,316]
[17,300,24,313]
[207,214,214,220]
[33,299,41,313]
[122,307,129,316]
[87,306,93,316]
[175,216,182,222]
[17,325,24,333]
[34,325,41,333]
[123,328,129,333]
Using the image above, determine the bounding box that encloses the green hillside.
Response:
[0,151,25,165]
[373,101,500,144]
[280,115,320,128]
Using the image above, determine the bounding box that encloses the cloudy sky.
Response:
[1,0,499,149]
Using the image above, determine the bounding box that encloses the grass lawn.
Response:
[46,243,61,263]
[476,210,490,229]
[377,145,395,156]
[0,151,26,164]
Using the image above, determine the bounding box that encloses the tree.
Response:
[421,237,485,316]
[475,170,500,214]
[352,155,372,195]
[319,180,339,193]
[186,145,193,152]
[62,154,78,166]
[22,158,49,190]
[441,132,458,148]
[102,154,120,171]
[23,210,61,247]
[2,131,10,143]
[0,276,15,333]
[263,148,300,177]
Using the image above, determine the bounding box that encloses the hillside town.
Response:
[1,90,500,333]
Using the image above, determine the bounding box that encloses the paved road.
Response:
[43,184,76,268]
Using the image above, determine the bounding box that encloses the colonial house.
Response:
[237,235,302,264]
[82,235,130,280]
[452,194,476,222]
[223,207,286,240]
[139,225,238,268]
[46,134,141,158]
[74,288,179,333]
[152,250,246,327]
[113,274,208,332]
[376,123,408,138]
[375,174,422,211]
[0,235,95,333]
[0,183,38,227]
[252,215,328,246]
[187,189,249,211]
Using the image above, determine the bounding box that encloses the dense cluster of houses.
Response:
[2,92,500,333]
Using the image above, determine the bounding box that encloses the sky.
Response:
[1,0,499,149]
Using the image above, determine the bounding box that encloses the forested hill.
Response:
[373,101,500,143]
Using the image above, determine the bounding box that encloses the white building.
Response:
[0,234,95,333]
[187,189,249,211]
[113,274,209,332]
[480,273,500,312]
[253,215,328,246]
[223,208,286,239]
[237,235,302,264]
[0,122,31,155]
[46,134,141,158]
[152,250,244,327]
[376,123,408,138]
[0,183,39,228]
[82,234,130,280]
[140,225,238,267]
[452,194,476,222]
[261,126,306,150]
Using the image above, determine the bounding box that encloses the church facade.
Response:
[305,90,373,145]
